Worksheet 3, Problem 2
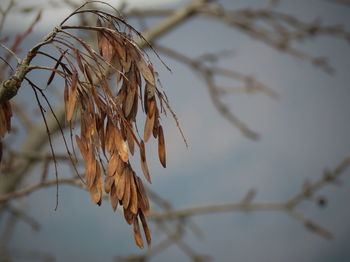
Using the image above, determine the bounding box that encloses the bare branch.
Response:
[287,209,333,239]
[286,155,350,208]
[0,178,83,203]
[0,42,21,64]
[155,44,275,139]
[196,4,350,72]
[0,26,59,104]
[11,102,34,130]
[150,155,350,239]
[5,205,41,231]
[138,0,213,45]
[0,0,14,34]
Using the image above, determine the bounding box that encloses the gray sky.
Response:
[2,0,350,261]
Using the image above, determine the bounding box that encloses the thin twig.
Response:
[0,178,83,203]
[11,102,33,130]
[31,86,59,211]
[6,205,41,231]
[0,43,21,64]
[0,0,14,33]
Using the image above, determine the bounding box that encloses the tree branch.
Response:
[150,155,350,239]
[0,27,58,105]
[0,178,82,203]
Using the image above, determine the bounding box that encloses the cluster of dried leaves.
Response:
[63,7,171,248]
[1,2,177,248]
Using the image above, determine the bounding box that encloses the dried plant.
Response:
[1,0,350,261]
[0,1,182,248]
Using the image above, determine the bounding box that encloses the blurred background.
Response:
[1,0,350,261]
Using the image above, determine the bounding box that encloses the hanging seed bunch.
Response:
[0,1,181,248]
[58,4,170,247]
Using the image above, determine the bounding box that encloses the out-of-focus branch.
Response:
[6,205,40,231]
[156,222,208,262]
[0,0,14,34]
[145,188,207,261]
[196,4,350,72]
[150,155,350,239]
[156,45,277,98]
[286,155,350,208]
[1,154,347,260]
[117,231,182,262]
[0,103,66,211]
[125,8,174,18]
[11,102,33,130]
[156,45,277,139]
[119,222,209,262]
[0,11,42,78]
[204,72,260,139]
[0,177,82,203]
[286,209,333,239]
[0,204,41,262]
[151,201,284,220]
[6,151,80,162]
[138,0,212,45]
[0,177,208,261]
[0,22,56,105]
[120,154,350,260]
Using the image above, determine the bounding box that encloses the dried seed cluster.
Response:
[1,4,172,248]
[58,11,169,248]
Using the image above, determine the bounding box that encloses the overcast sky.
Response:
[2,0,350,261]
